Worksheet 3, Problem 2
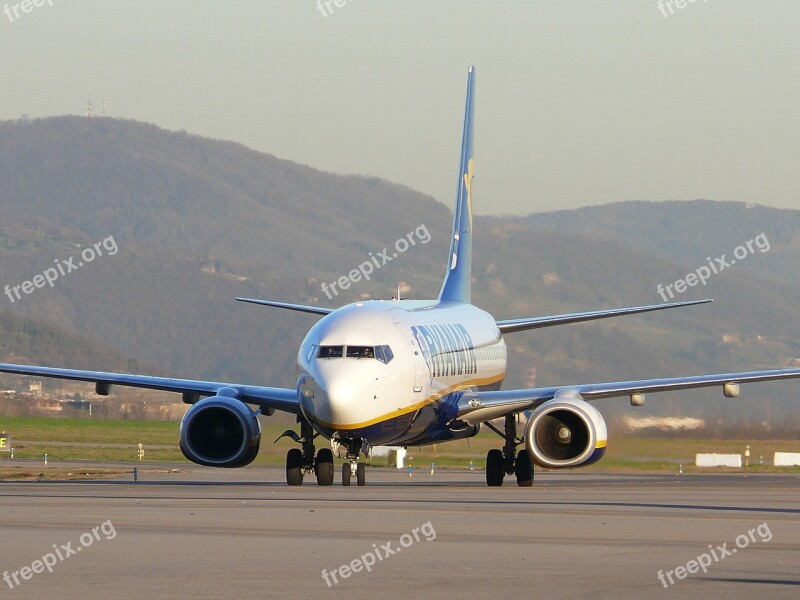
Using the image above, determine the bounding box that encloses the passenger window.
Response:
[346,346,374,359]
[318,345,343,359]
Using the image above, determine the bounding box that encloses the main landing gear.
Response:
[484,414,533,487]
[281,416,334,486]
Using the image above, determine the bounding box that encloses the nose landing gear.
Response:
[342,461,366,486]
[339,438,367,486]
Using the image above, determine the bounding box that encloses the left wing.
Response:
[496,299,712,334]
[453,368,800,425]
[0,363,300,414]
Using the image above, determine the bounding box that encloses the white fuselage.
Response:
[296,300,506,446]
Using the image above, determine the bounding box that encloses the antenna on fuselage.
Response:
[393,284,409,301]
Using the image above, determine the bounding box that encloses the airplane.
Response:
[3,66,800,487]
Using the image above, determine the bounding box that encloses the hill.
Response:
[1,116,800,426]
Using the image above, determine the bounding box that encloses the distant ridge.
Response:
[2,116,800,423]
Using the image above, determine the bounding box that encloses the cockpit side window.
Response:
[346,346,374,359]
[376,345,394,364]
[318,345,344,359]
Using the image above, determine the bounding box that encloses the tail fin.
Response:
[438,66,476,304]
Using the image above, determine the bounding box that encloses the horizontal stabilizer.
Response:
[496,299,712,334]
[236,297,333,316]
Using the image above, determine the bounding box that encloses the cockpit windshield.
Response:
[317,345,393,363]
[318,345,344,358]
[346,346,374,359]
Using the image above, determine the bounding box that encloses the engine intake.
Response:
[524,398,607,469]
[179,396,261,467]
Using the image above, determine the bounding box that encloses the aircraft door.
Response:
[394,321,428,393]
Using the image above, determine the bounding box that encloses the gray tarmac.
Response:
[1,463,799,599]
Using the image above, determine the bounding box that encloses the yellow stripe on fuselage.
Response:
[311,371,506,431]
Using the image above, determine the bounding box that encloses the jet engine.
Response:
[523,397,607,469]
[179,396,261,467]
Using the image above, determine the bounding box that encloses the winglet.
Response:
[438,66,476,304]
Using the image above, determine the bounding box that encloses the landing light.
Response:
[723,383,740,398]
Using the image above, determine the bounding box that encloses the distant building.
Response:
[63,400,92,412]
[32,399,62,412]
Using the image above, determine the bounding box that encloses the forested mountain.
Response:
[0,311,146,374]
[517,201,800,287]
[1,116,799,425]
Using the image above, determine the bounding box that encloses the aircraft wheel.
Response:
[486,448,504,487]
[316,449,334,486]
[342,462,351,486]
[356,462,366,486]
[515,450,533,487]
[286,448,304,486]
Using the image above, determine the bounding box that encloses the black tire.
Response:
[486,448,504,487]
[515,450,533,487]
[356,462,366,486]
[316,449,334,486]
[342,462,351,486]
[286,448,304,486]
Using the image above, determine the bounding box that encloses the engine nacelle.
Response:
[179,396,261,468]
[524,398,607,469]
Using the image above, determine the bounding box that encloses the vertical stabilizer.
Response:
[438,66,475,304]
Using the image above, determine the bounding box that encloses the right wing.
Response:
[0,363,301,414]
[452,367,800,425]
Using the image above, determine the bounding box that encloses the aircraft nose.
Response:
[322,378,365,425]
[299,356,385,428]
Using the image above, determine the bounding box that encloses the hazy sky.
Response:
[1,1,797,216]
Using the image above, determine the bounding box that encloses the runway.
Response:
[1,464,799,599]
